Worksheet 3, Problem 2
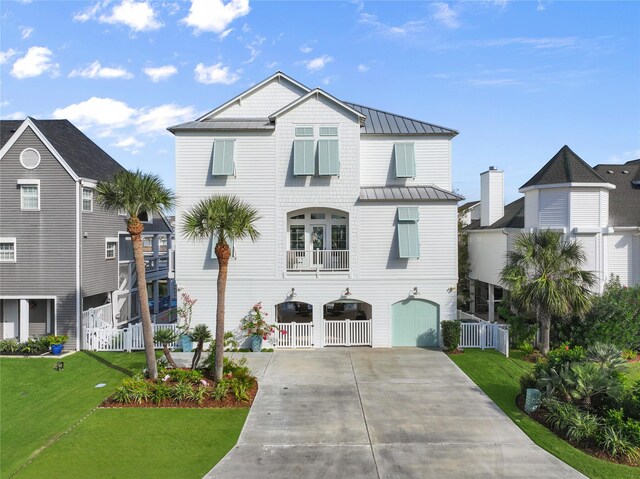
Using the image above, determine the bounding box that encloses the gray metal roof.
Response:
[344,102,458,136]
[360,186,463,202]
[168,119,275,132]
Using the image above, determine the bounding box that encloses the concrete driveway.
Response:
[205,348,585,478]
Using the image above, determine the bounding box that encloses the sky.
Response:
[1,0,639,204]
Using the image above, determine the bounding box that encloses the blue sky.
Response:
[1,0,638,203]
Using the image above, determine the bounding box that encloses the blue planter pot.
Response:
[180,335,193,352]
[251,335,263,352]
[51,343,64,355]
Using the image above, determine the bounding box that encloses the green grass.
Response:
[14,408,248,479]
[626,361,640,383]
[450,349,639,479]
[1,352,248,479]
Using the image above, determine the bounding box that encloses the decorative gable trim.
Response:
[196,72,311,122]
[269,89,367,125]
[0,118,80,181]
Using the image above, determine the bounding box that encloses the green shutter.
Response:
[397,206,420,258]
[395,143,416,178]
[318,139,339,176]
[294,140,315,175]
[212,140,235,176]
[397,207,419,222]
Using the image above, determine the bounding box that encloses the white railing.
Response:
[82,303,114,329]
[324,319,371,346]
[275,322,313,348]
[458,319,509,357]
[82,324,178,352]
[496,327,510,358]
[286,250,349,271]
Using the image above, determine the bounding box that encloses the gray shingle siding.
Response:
[0,127,78,344]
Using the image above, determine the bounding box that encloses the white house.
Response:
[169,72,462,348]
[466,146,640,322]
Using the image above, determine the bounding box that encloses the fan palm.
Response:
[501,230,596,355]
[96,170,174,379]
[153,328,179,369]
[182,195,260,381]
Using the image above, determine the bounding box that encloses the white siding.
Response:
[538,189,568,228]
[575,234,600,285]
[468,231,508,286]
[480,170,504,227]
[607,233,634,286]
[524,190,539,229]
[360,136,451,190]
[570,189,606,229]
[212,79,306,119]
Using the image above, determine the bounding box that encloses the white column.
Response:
[19,299,29,342]
[313,303,323,348]
[488,284,495,323]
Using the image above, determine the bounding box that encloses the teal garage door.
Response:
[391,299,440,347]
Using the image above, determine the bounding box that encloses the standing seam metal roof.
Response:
[360,186,463,201]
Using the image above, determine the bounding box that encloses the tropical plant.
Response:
[190,324,213,370]
[500,230,596,355]
[597,425,640,462]
[569,362,620,408]
[176,289,197,335]
[153,328,179,369]
[537,363,574,402]
[0,339,20,354]
[441,320,461,351]
[96,169,174,379]
[46,335,68,345]
[543,398,580,432]
[566,409,601,443]
[170,381,193,403]
[212,379,231,401]
[182,195,260,381]
[586,342,628,373]
[239,302,279,340]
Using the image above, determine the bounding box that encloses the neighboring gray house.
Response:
[0,118,175,350]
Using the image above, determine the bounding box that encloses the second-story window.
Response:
[0,238,16,262]
[106,239,117,259]
[82,188,93,212]
[20,184,39,210]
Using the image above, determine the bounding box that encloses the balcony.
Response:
[287,250,349,271]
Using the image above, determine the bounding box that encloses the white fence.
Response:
[275,322,313,348]
[324,319,371,346]
[82,303,113,329]
[457,310,509,358]
[82,323,178,352]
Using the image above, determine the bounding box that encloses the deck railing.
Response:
[286,250,349,271]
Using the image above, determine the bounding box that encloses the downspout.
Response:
[76,181,81,350]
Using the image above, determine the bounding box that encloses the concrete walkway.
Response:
[204,348,585,478]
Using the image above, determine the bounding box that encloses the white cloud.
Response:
[357,64,369,73]
[304,55,333,72]
[478,37,578,49]
[143,65,178,82]
[11,46,59,79]
[0,48,18,65]
[52,97,137,127]
[194,62,240,84]
[69,61,133,79]
[114,136,145,149]
[322,75,338,85]
[74,1,162,32]
[182,0,250,34]
[431,2,460,29]
[359,13,425,37]
[244,35,265,64]
[299,44,313,54]
[536,1,552,11]
[265,61,278,69]
[136,104,197,133]
[20,26,34,39]
[1,111,26,120]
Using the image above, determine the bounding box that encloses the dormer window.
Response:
[212,140,235,176]
[394,143,416,178]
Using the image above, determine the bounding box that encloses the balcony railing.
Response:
[287,250,349,271]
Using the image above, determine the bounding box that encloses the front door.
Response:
[311,225,325,267]
[2,299,19,339]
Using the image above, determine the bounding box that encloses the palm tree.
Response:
[182,195,260,382]
[96,170,174,379]
[153,328,179,369]
[189,324,212,370]
[501,230,596,355]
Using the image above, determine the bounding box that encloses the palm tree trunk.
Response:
[539,310,551,355]
[130,220,157,379]
[214,242,231,382]
[163,345,177,368]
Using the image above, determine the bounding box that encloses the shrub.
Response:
[442,320,461,351]
[0,339,20,354]
[597,425,640,462]
[112,378,151,404]
[151,382,172,405]
[167,368,203,384]
[520,343,535,355]
[229,377,252,402]
[566,410,601,443]
[188,384,208,404]
[212,379,230,401]
[543,398,580,433]
[622,349,638,361]
[171,381,193,403]
[519,372,538,396]
[497,306,537,347]
[19,337,52,355]
[586,342,627,373]
[569,362,620,408]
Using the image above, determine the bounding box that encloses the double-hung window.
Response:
[0,238,16,262]
[397,207,420,258]
[106,238,118,259]
[18,179,40,210]
[212,139,235,176]
[82,188,93,212]
[394,143,416,178]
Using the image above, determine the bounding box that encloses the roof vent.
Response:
[622,170,629,174]
[489,166,497,171]
[607,170,614,174]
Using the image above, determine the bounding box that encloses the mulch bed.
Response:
[515,394,639,467]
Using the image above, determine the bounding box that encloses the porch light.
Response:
[343,287,352,296]
[288,287,297,298]
[411,287,420,296]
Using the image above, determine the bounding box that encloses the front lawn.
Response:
[450,349,639,479]
[14,408,248,479]
[1,351,248,478]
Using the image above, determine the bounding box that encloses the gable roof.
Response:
[1,118,124,181]
[344,102,458,136]
[593,159,640,226]
[520,145,608,189]
[458,200,480,212]
[196,72,311,121]
[269,88,366,124]
[464,197,525,231]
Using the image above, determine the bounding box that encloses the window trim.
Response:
[82,187,94,212]
[19,148,41,169]
[319,126,338,137]
[0,238,17,263]
[105,237,118,260]
[18,179,40,211]
[295,126,314,137]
